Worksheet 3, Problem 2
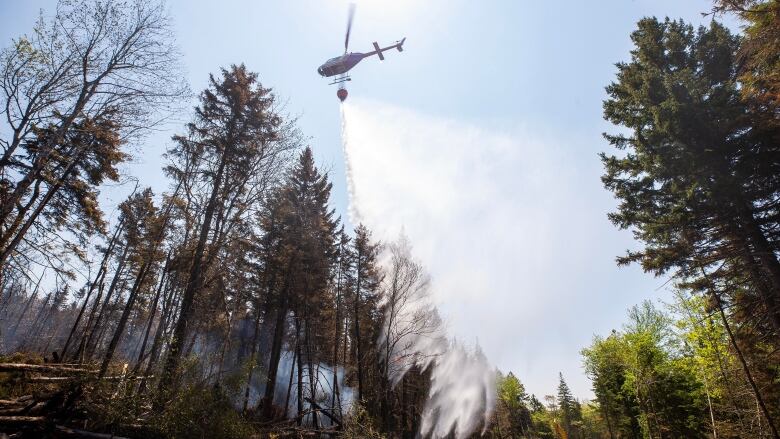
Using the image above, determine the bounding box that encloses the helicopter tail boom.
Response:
[366,38,406,60]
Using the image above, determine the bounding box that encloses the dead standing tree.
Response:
[379,235,443,430]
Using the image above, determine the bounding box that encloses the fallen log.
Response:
[272,425,339,436]
[0,395,35,413]
[55,425,131,439]
[0,395,32,406]
[0,364,96,374]
[303,398,342,426]
[26,375,152,383]
[0,401,46,416]
[0,415,46,424]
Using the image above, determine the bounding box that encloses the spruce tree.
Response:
[350,224,382,404]
[259,147,339,419]
[159,64,284,397]
[601,18,780,434]
[557,372,577,437]
[603,17,780,331]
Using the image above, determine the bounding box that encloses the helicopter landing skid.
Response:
[329,76,351,85]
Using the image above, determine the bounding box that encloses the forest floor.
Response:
[0,353,346,439]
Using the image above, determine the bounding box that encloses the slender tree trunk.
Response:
[139,280,180,394]
[242,308,263,413]
[331,264,343,417]
[62,220,124,359]
[296,319,304,426]
[263,302,288,418]
[305,319,319,429]
[83,246,129,361]
[9,269,45,341]
[703,376,718,439]
[99,260,152,378]
[713,291,779,439]
[262,259,296,418]
[132,252,170,375]
[353,250,364,402]
[158,148,228,397]
[285,347,297,418]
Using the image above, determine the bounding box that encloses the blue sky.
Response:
[0,0,737,399]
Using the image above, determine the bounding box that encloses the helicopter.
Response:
[317,4,405,102]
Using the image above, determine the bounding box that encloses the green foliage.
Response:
[494,371,532,437]
[600,12,780,437]
[498,371,528,412]
[150,382,256,439]
[584,302,712,439]
[557,373,579,436]
[341,404,387,439]
[579,402,611,439]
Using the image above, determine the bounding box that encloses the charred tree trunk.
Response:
[305,319,319,430]
[61,220,124,359]
[99,259,153,378]
[9,269,45,341]
[242,307,263,413]
[132,252,170,376]
[284,346,297,418]
[353,256,364,403]
[296,318,304,426]
[158,147,229,397]
[82,245,130,361]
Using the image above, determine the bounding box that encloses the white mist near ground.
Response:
[420,342,495,438]
[341,100,500,438]
[241,349,355,423]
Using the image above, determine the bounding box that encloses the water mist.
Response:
[339,101,496,439]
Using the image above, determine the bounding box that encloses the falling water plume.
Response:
[340,101,496,438]
[340,103,362,224]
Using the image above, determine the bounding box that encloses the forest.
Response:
[0,0,778,438]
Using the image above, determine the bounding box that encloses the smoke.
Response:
[240,348,355,422]
[340,101,497,438]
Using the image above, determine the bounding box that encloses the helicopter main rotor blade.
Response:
[344,3,355,53]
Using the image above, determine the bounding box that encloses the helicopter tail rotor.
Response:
[397,37,406,52]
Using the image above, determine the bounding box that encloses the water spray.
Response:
[340,101,496,439]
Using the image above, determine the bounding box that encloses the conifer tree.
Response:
[259,147,339,419]
[159,64,285,396]
[601,17,780,436]
[350,224,382,404]
[602,17,780,335]
[557,373,577,438]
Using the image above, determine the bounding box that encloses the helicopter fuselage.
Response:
[318,38,405,78]
[317,53,366,77]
